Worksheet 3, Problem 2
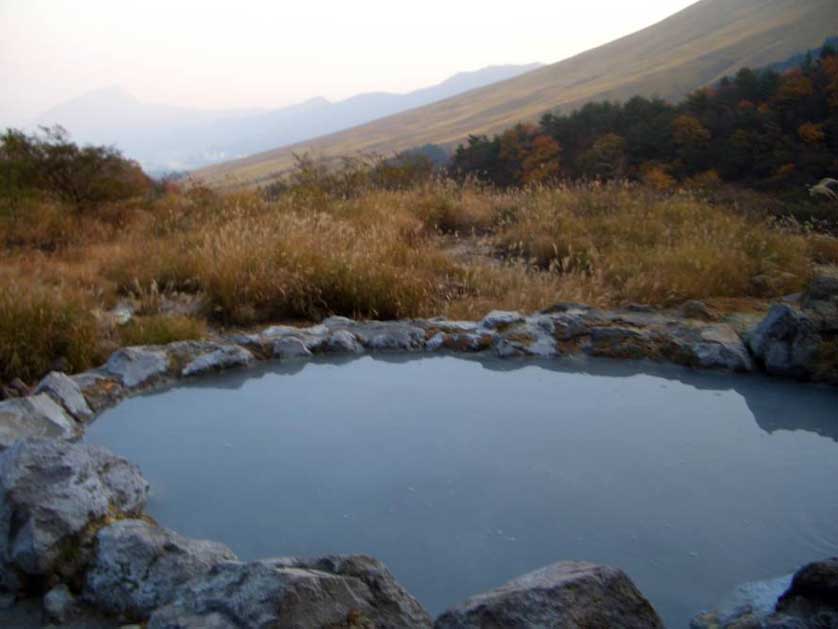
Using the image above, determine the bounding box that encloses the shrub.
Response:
[494,184,810,304]
[0,281,102,383]
[119,315,207,346]
[0,126,151,209]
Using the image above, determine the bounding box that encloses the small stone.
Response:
[181,345,254,377]
[324,330,363,354]
[272,336,312,358]
[480,311,526,330]
[425,332,446,351]
[34,371,94,422]
[681,300,718,322]
[8,378,30,397]
[44,584,77,623]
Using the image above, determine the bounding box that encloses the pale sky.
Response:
[0,0,698,127]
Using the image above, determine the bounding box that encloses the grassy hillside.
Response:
[194,0,838,188]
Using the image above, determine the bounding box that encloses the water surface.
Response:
[86,355,838,627]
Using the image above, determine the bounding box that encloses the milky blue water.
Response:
[86,354,838,627]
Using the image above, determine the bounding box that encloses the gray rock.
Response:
[692,558,838,629]
[352,322,426,351]
[421,319,481,334]
[0,439,148,591]
[549,312,590,341]
[777,557,838,615]
[0,394,80,451]
[434,561,663,629]
[34,372,94,422]
[0,592,14,609]
[681,300,718,322]
[747,305,822,378]
[588,326,651,359]
[803,268,838,332]
[690,574,793,628]
[263,324,330,353]
[70,371,124,413]
[84,519,236,621]
[110,302,135,326]
[104,347,170,388]
[44,583,78,623]
[693,325,753,372]
[804,268,838,305]
[181,345,254,377]
[480,311,526,330]
[8,379,30,397]
[324,330,364,354]
[148,555,432,629]
[271,336,312,358]
[323,316,355,328]
[494,319,557,358]
[425,330,493,353]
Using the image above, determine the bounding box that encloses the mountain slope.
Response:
[34,64,540,173]
[195,0,838,187]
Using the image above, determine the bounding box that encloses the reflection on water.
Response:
[86,354,838,628]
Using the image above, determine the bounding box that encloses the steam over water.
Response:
[87,355,838,627]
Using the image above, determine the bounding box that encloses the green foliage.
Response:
[261,150,442,201]
[0,126,151,211]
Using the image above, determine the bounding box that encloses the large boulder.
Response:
[434,561,663,629]
[0,394,80,451]
[84,519,236,621]
[746,305,822,378]
[0,439,148,592]
[148,555,432,629]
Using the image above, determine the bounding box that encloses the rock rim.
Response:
[1,295,837,627]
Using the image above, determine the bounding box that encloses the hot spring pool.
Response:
[85,354,838,627]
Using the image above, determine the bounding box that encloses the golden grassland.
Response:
[194,0,838,188]
[1,180,836,384]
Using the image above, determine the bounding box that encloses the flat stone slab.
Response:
[0,394,80,451]
[34,371,94,422]
[104,347,170,389]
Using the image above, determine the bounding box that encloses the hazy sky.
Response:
[0,0,698,127]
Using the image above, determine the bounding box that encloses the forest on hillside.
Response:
[449,44,838,191]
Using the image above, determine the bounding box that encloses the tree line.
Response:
[449,44,838,192]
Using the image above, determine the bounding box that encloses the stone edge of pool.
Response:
[1,287,837,627]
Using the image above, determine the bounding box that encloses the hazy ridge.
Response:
[194,0,838,188]
[34,64,541,173]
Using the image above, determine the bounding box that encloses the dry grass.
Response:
[118,315,207,346]
[0,278,103,382]
[0,180,824,383]
[496,183,810,305]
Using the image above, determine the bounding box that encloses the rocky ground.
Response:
[1,270,836,627]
